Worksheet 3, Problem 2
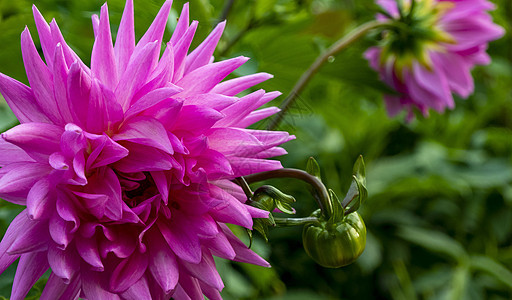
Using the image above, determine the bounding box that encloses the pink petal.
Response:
[115,41,160,110]
[212,72,273,96]
[125,86,183,120]
[147,230,179,293]
[170,3,190,46]
[157,219,202,264]
[109,250,149,293]
[120,275,152,300]
[27,177,54,220]
[40,272,81,300]
[21,28,62,125]
[11,251,49,300]
[67,62,92,127]
[91,3,118,90]
[47,243,80,283]
[1,122,63,162]
[0,162,51,204]
[172,21,199,81]
[114,0,135,76]
[177,56,249,96]
[75,234,104,271]
[220,224,271,267]
[114,142,174,173]
[181,253,223,290]
[32,5,54,69]
[114,116,174,154]
[136,0,172,51]
[0,138,34,166]
[82,268,121,300]
[0,73,51,124]
[184,21,226,74]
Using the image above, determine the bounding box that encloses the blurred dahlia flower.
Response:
[365,0,504,121]
[0,0,293,299]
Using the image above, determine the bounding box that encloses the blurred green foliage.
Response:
[0,0,511,299]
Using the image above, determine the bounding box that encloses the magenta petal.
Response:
[115,41,159,110]
[11,251,49,300]
[40,272,81,300]
[120,275,152,300]
[0,211,28,273]
[91,3,118,90]
[172,105,224,134]
[178,274,203,300]
[0,138,34,166]
[67,62,92,127]
[27,178,54,220]
[87,79,124,134]
[147,230,179,293]
[114,142,174,173]
[7,217,49,255]
[229,156,283,177]
[185,21,226,74]
[114,116,174,154]
[47,243,80,283]
[177,56,249,96]
[32,5,54,69]
[0,162,51,204]
[85,134,129,169]
[238,107,281,127]
[212,72,273,96]
[82,268,121,300]
[209,186,253,229]
[181,253,223,290]
[52,44,75,123]
[206,231,236,260]
[21,28,62,125]
[125,86,182,120]
[136,0,172,50]
[76,234,104,271]
[49,212,74,249]
[172,21,198,80]
[220,224,271,267]
[0,73,51,124]
[1,122,62,162]
[114,0,135,76]
[200,281,223,300]
[170,3,190,46]
[157,220,202,264]
[110,250,148,293]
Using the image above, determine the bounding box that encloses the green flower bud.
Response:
[302,210,366,268]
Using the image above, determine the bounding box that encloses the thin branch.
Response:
[267,20,394,130]
[244,168,333,218]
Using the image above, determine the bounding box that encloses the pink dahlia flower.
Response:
[365,0,504,121]
[0,0,294,299]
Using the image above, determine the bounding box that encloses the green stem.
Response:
[267,19,395,130]
[243,168,333,219]
[274,217,320,227]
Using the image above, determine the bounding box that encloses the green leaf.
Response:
[275,200,295,215]
[342,156,368,213]
[328,189,344,223]
[396,226,467,262]
[470,255,512,289]
[306,156,321,179]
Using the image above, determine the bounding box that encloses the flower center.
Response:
[121,172,159,208]
[380,0,455,70]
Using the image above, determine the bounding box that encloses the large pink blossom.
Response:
[365,0,504,121]
[0,0,294,299]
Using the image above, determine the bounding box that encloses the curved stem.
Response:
[267,19,394,130]
[244,168,332,219]
[274,217,320,227]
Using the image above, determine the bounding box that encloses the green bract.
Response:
[303,210,366,268]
